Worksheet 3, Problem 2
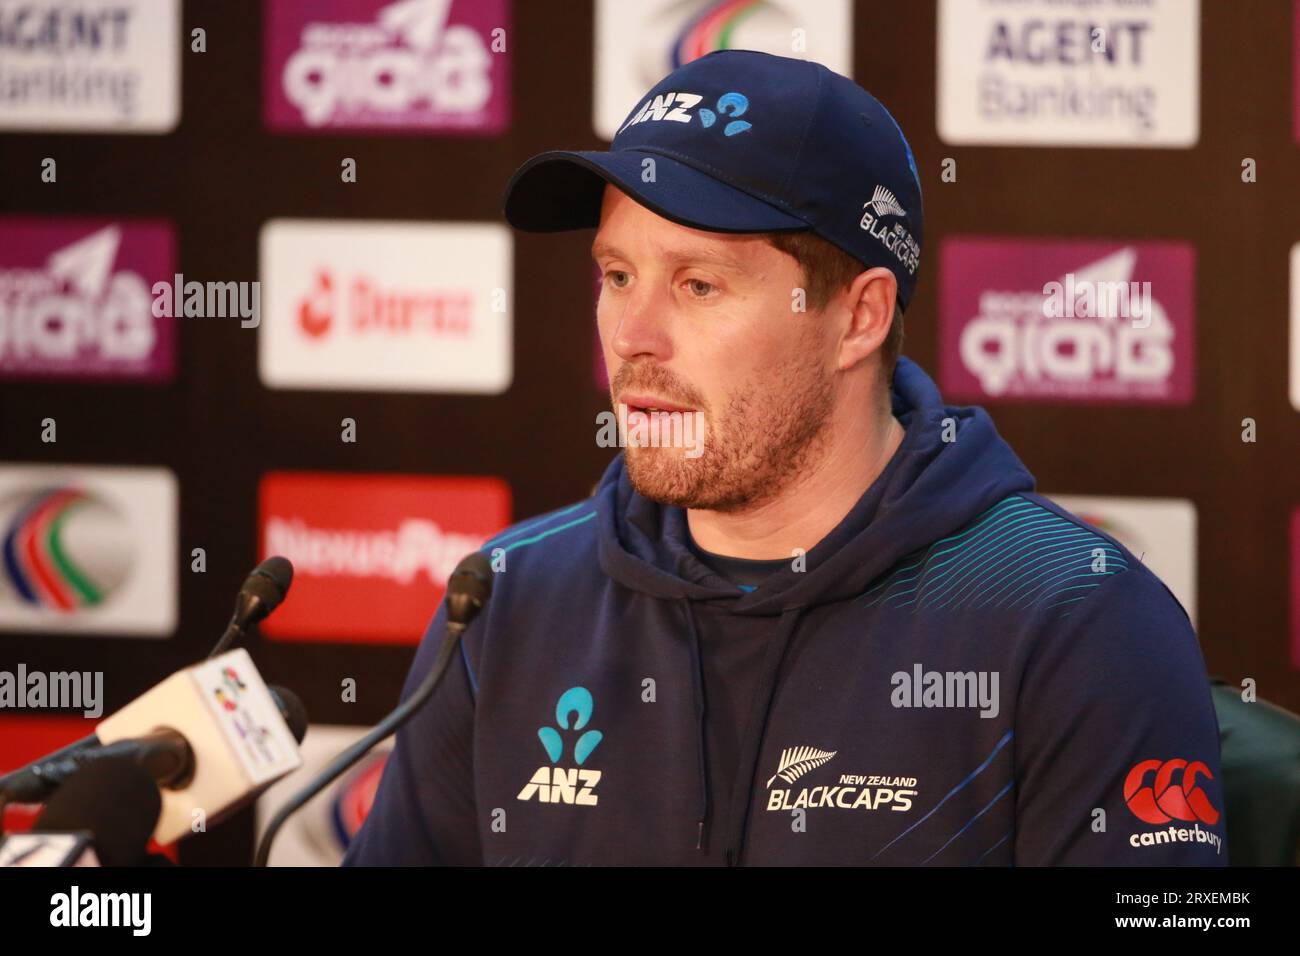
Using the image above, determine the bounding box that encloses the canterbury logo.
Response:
[766,745,837,787]
[865,185,906,218]
[1123,758,1220,826]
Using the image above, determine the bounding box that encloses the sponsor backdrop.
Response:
[0,0,1297,865]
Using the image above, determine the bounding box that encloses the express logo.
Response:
[1123,758,1220,826]
[618,90,753,136]
[516,686,603,806]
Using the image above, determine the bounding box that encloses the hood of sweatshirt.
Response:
[591,356,1037,863]
[596,356,1037,610]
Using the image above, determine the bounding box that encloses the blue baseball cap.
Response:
[502,49,924,309]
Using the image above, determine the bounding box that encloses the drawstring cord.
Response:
[680,598,710,851]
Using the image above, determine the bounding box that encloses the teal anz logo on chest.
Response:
[516,686,604,806]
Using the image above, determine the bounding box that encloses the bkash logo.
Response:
[1123,758,1220,826]
[0,487,133,614]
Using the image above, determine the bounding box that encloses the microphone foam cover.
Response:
[269,685,309,744]
[35,756,162,867]
[446,551,493,625]
[256,555,294,595]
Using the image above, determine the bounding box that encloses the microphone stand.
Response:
[253,619,466,867]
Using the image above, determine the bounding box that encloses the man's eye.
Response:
[605,270,630,288]
[686,278,715,297]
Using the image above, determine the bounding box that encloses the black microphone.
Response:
[209,556,295,657]
[0,684,307,806]
[253,551,494,867]
[0,557,299,815]
[1,732,191,806]
[31,757,162,867]
[269,686,309,744]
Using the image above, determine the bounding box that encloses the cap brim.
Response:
[502,149,810,235]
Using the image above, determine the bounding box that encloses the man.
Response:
[344,50,1226,866]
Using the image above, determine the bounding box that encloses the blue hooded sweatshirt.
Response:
[343,357,1227,866]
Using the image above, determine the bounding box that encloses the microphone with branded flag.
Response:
[253,549,493,866]
[0,557,309,867]
[0,550,493,868]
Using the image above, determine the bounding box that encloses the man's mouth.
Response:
[613,391,707,458]
[618,393,694,417]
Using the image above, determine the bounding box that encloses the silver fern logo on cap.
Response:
[766,745,837,787]
[865,185,906,219]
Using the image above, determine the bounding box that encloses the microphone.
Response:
[0,684,308,806]
[209,555,295,657]
[254,550,493,866]
[0,557,297,813]
[0,757,161,867]
[3,650,306,845]
[96,651,307,843]
[0,731,193,805]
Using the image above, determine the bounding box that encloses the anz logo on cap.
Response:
[618,90,753,138]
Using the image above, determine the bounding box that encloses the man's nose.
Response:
[610,280,673,363]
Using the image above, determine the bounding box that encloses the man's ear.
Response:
[836,267,897,372]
